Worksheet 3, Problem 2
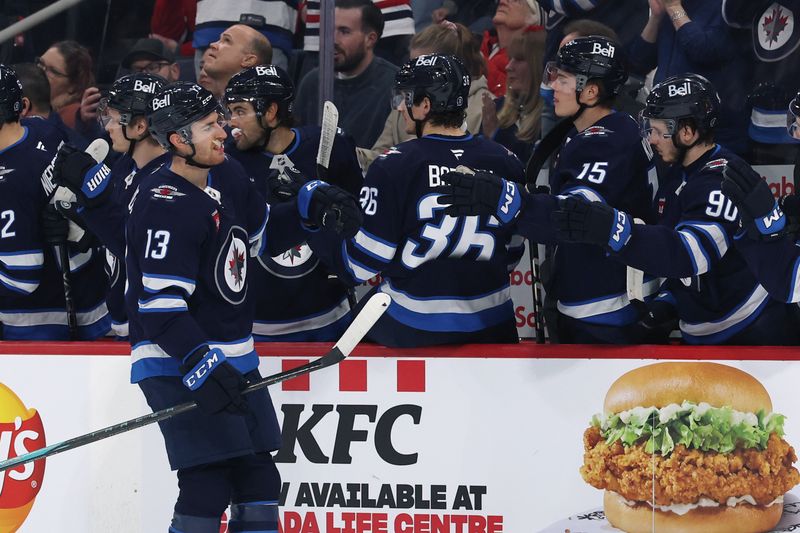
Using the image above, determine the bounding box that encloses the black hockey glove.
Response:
[439,167,522,224]
[41,204,69,245]
[54,200,98,252]
[180,347,249,415]
[631,299,678,344]
[297,180,362,239]
[266,164,310,204]
[721,158,785,241]
[552,196,632,252]
[52,143,113,208]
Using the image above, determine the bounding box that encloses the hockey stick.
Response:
[56,242,78,339]
[0,292,391,473]
[316,100,338,182]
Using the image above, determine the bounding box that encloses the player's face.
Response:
[101,107,131,153]
[547,64,579,117]
[205,25,255,78]
[189,112,228,165]
[645,118,680,163]
[227,101,266,151]
[334,8,370,74]
[506,55,531,96]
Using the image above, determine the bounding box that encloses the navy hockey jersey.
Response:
[79,152,171,337]
[309,133,526,347]
[520,111,657,327]
[227,126,363,341]
[126,156,309,382]
[0,127,109,339]
[22,113,88,152]
[614,146,780,344]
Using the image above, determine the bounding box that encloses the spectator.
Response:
[13,63,86,150]
[627,0,750,155]
[481,0,544,97]
[37,40,94,130]
[482,27,546,163]
[296,0,398,149]
[199,24,272,99]
[722,0,800,164]
[361,20,489,169]
[430,0,498,33]
[193,0,295,73]
[121,38,182,82]
[149,0,197,58]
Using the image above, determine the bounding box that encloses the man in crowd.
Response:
[199,24,272,99]
[295,0,398,148]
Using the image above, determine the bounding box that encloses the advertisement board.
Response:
[2,343,800,532]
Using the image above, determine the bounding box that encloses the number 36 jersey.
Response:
[311,133,526,347]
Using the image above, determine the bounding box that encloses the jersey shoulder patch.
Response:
[702,157,728,173]
[578,125,614,138]
[149,184,187,201]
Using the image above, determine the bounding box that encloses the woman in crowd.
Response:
[361,21,489,169]
[37,40,94,129]
[481,27,545,164]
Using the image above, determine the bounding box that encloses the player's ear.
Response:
[265,101,279,126]
[168,131,186,148]
[679,124,698,145]
[20,96,31,116]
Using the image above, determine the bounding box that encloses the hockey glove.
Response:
[266,164,310,204]
[41,204,69,245]
[439,167,522,224]
[552,196,632,252]
[54,200,97,252]
[52,143,113,208]
[180,347,249,416]
[297,180,362,238]
[721,158,785,241]
[631,299,678,344]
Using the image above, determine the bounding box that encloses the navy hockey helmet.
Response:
[641,74,720,139]
[224,64,294,119]
[104,73,165,127]
[788,90,800,138]
[147,81,223,151]
[394,54,470,114]
[0,65,23,123]
[551,36,627,97]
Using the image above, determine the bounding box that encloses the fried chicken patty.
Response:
[581,426,800,505]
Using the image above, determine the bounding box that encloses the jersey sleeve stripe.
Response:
[677,221,730,259]
[344,247,380,283]
[138,295,189,313]
[352,229,396,263]
[0,271,39,295]
[0,250,44,269]
[381,280,511,314]
[677,229,710,275]
[142,273,197,296]
[790,257,800,303]
[560,186,606,204]
[131,336,255,364]
[680,284,770,338]
[249,205,270,257]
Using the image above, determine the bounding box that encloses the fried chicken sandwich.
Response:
[581,362,800,533]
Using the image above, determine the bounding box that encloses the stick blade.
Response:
[334,292,390,356]
[317,100,339,171]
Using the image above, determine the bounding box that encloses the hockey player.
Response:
[719,90,800,306]
[52,73,169,338]
[307,54,526,347]
[126,81,360,532]
[551,74,797,344]
[223,64,362,341]
[444,36,656,344]
[0,64,110,340]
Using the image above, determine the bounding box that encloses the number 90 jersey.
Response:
[125,157,270,382]
[312,133,526,347]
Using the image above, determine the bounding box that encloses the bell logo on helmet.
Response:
[668,82,692,98]
[151,94,171,111]
[256,65,278,77]
[133,79,159,94]
[415,55,438,67]
[591,42,615,58]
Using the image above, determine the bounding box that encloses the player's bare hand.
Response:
[648,0,665,18]
[79,87,102,123]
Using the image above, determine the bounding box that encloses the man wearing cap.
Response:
[75,38,181,139]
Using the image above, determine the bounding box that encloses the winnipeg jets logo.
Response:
[755,3,798,61]
[259,242,318,278]
[215,226,249,304]
[704,158,728,170]
[761,4,792,46]
[379,147,402,158]
[580,126,612,137]
[450,149,464,160]
[151,185,186,201]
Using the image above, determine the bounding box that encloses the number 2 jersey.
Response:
[227,125,362,341]
[125,156,309,382]
[0,127,109,339]
[310,132,526,347]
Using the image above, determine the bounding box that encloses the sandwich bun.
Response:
[604,362,772,415]
[604,491,782,533]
